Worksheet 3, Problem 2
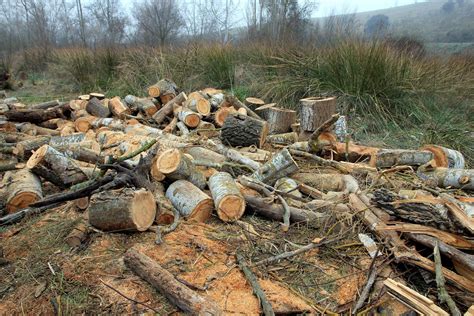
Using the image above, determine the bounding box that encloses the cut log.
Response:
[225,95,261,120]
[184,94,211,116]
[89,92,105,100]
[195,121,219,138]
[49,133,87,146]
[52,143,101,164]
[372,149,433,168]
[209,172,246,222]
[177,109,200,128]
[147,79,178,99]
[4,103,71,123]
[65,221,89,247]
[155,148,206,189]
[221,114,268,148]
[108,97,130,118]
[183,146,226,164]
[74,197,90,211]
[0,169,42,213]
[292,173,359,193]
[88,188,156,232]
[152,92,187,125]
[244,194,328,224]
[86,97,110,118]
[266,132,298,145]
[251,148,298,185]
[18,123,60,136]
[26,145,88,188]
[260,107,296,134]
[124,248,223,315]
[165,180,213,222]
[299,96,337,132]
[125,95,158,116]
[245,97,265,110]
[15,136,51,160]
[418,167,474,190]
[421,145,465,169]
[214,106,236,127]
[207,140,261,171]
[40,118,67,130]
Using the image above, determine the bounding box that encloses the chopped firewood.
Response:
[176,108,200,128]
[86,97,111,118]
[165,180,213,222]
[88,188,156,232]
[147,79,178,101]
[152,91,187,124]
[0,169,43,213]
[184,92,211,116]
[209,172,246,222]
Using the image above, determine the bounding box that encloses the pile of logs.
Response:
[0,78,473,315]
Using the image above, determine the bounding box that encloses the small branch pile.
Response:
[1,80,473,314]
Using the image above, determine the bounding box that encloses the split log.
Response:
[4,103,71,123]
[15,136,51,160]
[245,97,265,110]
[86,97,111,118]
[0,169,42,213]
[266,132,299,145]
[108,97,130,118]
[299,96,336,132]
[372,149,433,168]
[214,106,236,127]
[124,248,223,315]
[221,114,268,148]
[155,148,206,189]
[418,167,474,190]
[421,145,465,169]
[88,188,156,232]
[65,221,89,247]
[147,79,178,100]
[207,140,261,171]
[225,95,261,120]
[251,148,298,185]
[184,93,211,116]
[26,145,88,188]
[292,173,359,193]
[260,107,296,134]
[244,194,328,224]
[152,92,187,125]
[209,172,246,222]
[177,108,200,128]
[165,180,213,222]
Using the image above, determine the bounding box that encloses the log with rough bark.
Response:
[372,149,433,168]
[225,95,261,120]
[86,97,111,118]
[421,145,465,169]
[221,114,268,148]
[184,92,211,116]
[418,167,474,190]
[152,92,187,125]
[124,248,223,315]
[299,96,337,132]
[266,132,299,145]
[0,169,43,213]
[31,99,61,110]
[26,144,88,188]
[245,97,265,110]
[177,108,200,128]
[4,103,71,123]
[108,97,130,118]
[209,172,246,222]
[88,188,156,232]
[165,180,213,222]
[258,106,296,134]
[251,148,298,185]
[155,148,206,189]
[147,78,178,101]
[207,140,261,171]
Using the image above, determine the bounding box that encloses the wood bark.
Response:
[251,148,298,185]
[418,167,474,190]
[124,248,223,315]
[108,97,130,118]
[299,96,336,132]
[421,145,465,169]
[260,106,296,134]
[155,148,206,189]
[372,149,433,168]
[184,93,211,116]
[165,180,213,222]
[183,146,226,164]
[195,121,219,138]
[225,95,261,120]
[0,169,42,213]
[177,108,201,128]
[30,100,61,110]
[292,173,359,193]
[52,143,101,164]
[18,122,60,136]
[221,114,268,148]
[266,132,298,145]
[4,103,71,123]
[153,182,175,224]
[86,97,111,118]
[214,106,236,127]
[207,140,261,171]
[15,136,51,160]
[152,92,187,125]
[209,172,246,222]
[88,188,156,232]
[26,144,88,188]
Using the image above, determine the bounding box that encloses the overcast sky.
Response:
[315,0,424,17]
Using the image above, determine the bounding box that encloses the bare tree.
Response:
[87,0,128,46]
[134,0,184,46]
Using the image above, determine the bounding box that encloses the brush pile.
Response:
[1,79,473,314]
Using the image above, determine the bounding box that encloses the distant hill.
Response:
[314,0,474,44]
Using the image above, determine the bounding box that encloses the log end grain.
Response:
[217,195,246,222]
[156,148,181,174]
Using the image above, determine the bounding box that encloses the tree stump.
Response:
[221,114,268,148]
[251,148,299,185]
[299,96,336,132]
[86,97,111,118]
[208,172,246,222]
[0,169,42,213]
[155,148,206,189]
[165,180,213,222]
[88,188,156,232]
[26,144,88,188]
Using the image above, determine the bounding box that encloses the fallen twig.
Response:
[434,242,461,316]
